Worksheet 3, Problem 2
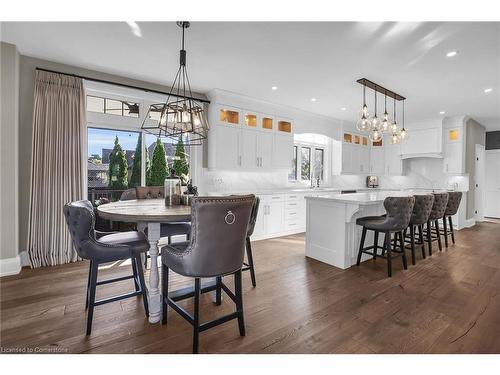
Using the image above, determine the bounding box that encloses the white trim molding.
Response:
[0,255,21,276]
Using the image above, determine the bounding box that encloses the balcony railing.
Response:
[88,188,127,206]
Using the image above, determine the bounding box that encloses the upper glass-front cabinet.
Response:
[447,128,461,142]
[278,120,292,133]
[244,112,257,128]
[261,116,273,131]
[219,108,239,125]
[343,133,352,143]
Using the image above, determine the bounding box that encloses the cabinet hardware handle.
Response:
[257,157,259,167]
[239,156,242,166]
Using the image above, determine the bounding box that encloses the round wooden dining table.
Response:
[97,199,191,324]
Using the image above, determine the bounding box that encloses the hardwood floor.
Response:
[1,222,500,354]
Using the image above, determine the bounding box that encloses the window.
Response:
[314,148,324,180]
[86,95,139,118]
[301,147,311,180]
[288,138,327,183]
[87,127,141,204]
[288,146,297,181]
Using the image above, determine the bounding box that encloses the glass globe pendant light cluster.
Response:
[356,81,408,144]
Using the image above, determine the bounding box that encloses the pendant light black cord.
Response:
[374,85,377,117]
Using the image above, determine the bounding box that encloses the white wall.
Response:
[0,42,20,275]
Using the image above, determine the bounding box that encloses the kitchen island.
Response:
[305,191,415,269]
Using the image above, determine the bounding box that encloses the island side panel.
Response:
[305,197,385,269]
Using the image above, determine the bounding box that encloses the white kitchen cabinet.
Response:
[267,201,285,235]
[340,133,370,174]
[252,201,267,238]
[385,143,403,175]
[272,133,294,169]
[210,104,294,171]
[370,140,385,175]
[443,126,465,174]
[259,132,274,168]
[240,128,259,169]
[215,125,240,169]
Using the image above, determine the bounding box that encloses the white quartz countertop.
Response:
[205,187,385,196]
[304,190,448,205]
[206,187,467,197]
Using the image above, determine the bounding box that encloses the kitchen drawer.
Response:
[258,194,284,203]
[285,209,301,220]
[286,193,304,202]
[285,200,305,209]
[285,220,301,230]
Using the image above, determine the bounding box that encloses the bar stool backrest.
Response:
[383,196,416,232]
[410,194,435,225]
[445,192,462,216]
[428,193,449,221]
[135,186,164,199]
[120,188,137,201]
[63,200,97,260]
[180,195,255,277]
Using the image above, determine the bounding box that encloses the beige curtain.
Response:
[27,71,86,267]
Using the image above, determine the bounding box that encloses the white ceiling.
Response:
[2,22,499,130]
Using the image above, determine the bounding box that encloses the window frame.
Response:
[288,140,328,185]
[84,80,198,191]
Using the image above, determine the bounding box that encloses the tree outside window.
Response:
[301,147,311,180]
[288,146,298,181]
[314,148,324,181]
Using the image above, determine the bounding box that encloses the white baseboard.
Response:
[19,251,30,267]
[0,255,22,277]
[464,218,476,228]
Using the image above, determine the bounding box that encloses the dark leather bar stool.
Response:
[63,200,149,335]
[425,192,449,255]
[356,196,415,277]
[242,196,260,287]
[442,191,462,247]
[126,186,192,268]
[404,194,434,264]
[161,195,255,353]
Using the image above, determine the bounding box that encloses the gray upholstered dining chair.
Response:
[63,200,149,335]
[442,191,462,247]
[356,196,415,277]
[404,194,434,264]
[161,195,255,353]
[426,192,449,254]
[121,186,192,268]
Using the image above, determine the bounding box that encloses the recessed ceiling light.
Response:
[341,107,347,111]
[271,86,278,91]
[311,98,317,102]
[484,88,493,93]
[126,21,142,38]
[446,51,458,57]
[439,111,445,115]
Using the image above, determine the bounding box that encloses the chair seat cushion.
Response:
[160,222,191,238]
[98,231,149,256]
[356,215,385,226]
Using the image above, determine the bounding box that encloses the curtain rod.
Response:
[35,67,211,104]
